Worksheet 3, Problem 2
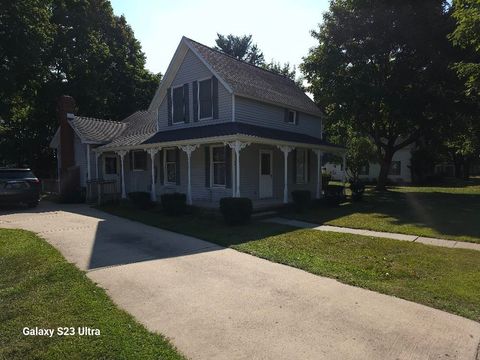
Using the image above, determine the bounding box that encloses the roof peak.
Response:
[183,36,297,83]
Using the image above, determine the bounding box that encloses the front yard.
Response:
[287,179,480,243]
[0,229,185,360]
[100,202,480,322]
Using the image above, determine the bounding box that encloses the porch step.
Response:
[252,210,279,219]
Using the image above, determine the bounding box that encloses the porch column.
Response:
[86,144,91,181]
[313,149,323,199]
[179,144,199,205]
[231,148,236,197]
[342,153,347,185]
[117,150,128,199]
[95,152,100,179]
[278,145,294,204]
[147,148,160,202]
[227,141,250,197]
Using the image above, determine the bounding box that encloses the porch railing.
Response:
[86,179,119,205]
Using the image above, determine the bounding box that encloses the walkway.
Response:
[267,218,480,252]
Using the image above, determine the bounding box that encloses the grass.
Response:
[0,228,185,360]
[287,179,480,243]
[99,203,480,322]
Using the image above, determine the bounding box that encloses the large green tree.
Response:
[0,0,160,176]
[450,0,480,97]
[214,33,265,66]
[302,0,456,189]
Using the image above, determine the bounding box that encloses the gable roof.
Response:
[69,116,127,144]
[148,37,323,117]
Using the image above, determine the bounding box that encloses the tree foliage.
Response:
[450,0,480,97]
[301,0,457,189]
[0,0,160,176]
[214,33,265,66]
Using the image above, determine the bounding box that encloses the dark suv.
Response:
[0,168,41,207]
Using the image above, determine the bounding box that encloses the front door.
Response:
[259,150,273,199]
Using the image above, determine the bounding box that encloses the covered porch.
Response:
[89,123,345,209]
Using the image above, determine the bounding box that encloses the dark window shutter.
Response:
[183,83,189,123]
[175,148,181,185]
[205,146,210,187]
[296,111,300,125]
[225,145,232,188]
[159,150,164,185]
[292,149,297,184]
[307,150,311,183]
[167,87,172,126]
[192,81,198,122]
[212,76,219,119]
[284,108,289,122]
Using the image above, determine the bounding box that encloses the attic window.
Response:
[287,110,297,124]
[198,78,213,119]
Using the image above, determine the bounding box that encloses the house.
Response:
[50,36,345,208]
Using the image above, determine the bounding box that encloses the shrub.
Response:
[291,190,311,212]
[160,192,186,216]
[324,185,345,206]
[128,192,153,210]
[349,180,365,201]
[219,197,253,226]
[59,187,86,204]
[321,173,332,190]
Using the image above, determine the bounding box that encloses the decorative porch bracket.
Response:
[226,141,250,197]
[313,149,323,199]
[277,145,294,204]
[147,148,160,202]
[116,150,128,199]
[178,144,199,205]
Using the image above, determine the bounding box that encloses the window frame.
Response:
[163,148,177,185]
[197,77,213,121]
[171,84,185,124]
[389,161,401,176]
[295,148,308,184]
[104,155,118,175]
[132,150,147,172]
[287,110,297,124]
[210,145,226,188]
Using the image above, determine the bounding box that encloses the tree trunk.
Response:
[376,149,394,190]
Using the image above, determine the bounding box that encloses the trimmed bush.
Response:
[128,191,153,210]
[291,190,311,212]
[219,197,253,226]
[160,192,186,216]
[349,180,365,201]
[59,187,86,204]
[324,185,345,206]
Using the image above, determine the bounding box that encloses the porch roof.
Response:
[143,122,342,148]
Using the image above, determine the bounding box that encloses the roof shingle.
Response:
[69,116,127,144]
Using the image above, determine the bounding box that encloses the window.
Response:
[211,146,226,186]
[359,163,369,176]
[198,78,213,119]
[296,149,308,184]
[389,161,401,176]
[172,86,185,123]
[105,156,117,175]
[132,150,147,171]
[287,110,297,124]
[164,149,177,184]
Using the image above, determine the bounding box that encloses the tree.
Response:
[262,60,304,88]
[0,0,160,175]
[214,33,265,66]
[301,0,455,189]
[450,0,480,97]
[345,132,376,183]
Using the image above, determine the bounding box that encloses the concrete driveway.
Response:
[1,202,479,360]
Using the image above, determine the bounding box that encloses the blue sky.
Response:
[110,0,330,75]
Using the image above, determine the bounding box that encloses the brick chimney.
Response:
[57,95,76,176]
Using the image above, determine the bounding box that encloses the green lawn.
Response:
[99,203,480,322]
[287,180,480,243]
[0,229,185,360]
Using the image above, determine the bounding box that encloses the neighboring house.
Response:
[50,36,344,208]
[324,146,413,183]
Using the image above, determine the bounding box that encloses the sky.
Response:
[109,0,330,75]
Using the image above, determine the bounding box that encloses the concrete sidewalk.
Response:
[267,218,480,252]
[1,202,480,360]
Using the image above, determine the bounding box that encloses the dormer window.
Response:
[198,78,213,119]
[287,110,297,124]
